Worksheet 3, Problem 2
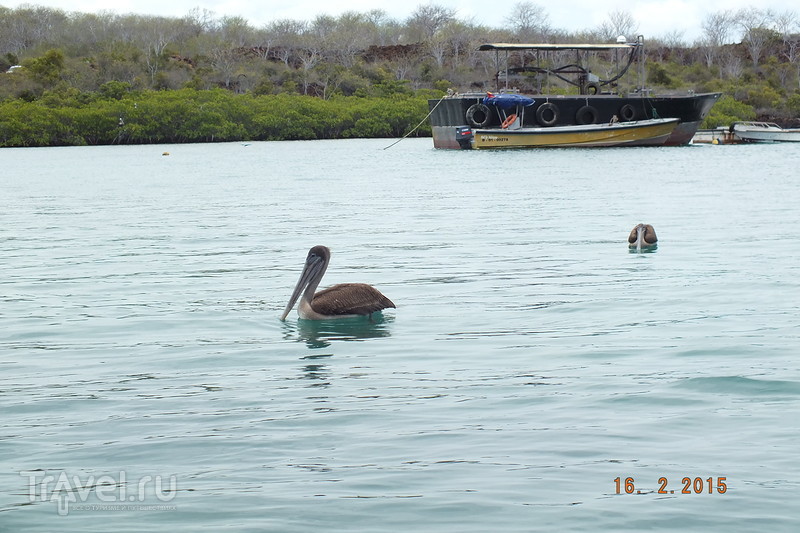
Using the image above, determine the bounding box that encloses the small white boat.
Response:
[732,122,800,143]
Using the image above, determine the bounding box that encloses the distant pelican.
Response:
[628,223,658,251]
[280,245,395,321]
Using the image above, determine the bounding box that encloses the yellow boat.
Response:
[467,118,680,149]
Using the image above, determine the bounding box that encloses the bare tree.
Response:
[314,62,350,99]
[428,26,450,68]
[308,14,336,51]
[597,9,639,42]
[658,30,687,63]
[297,25,325,94]
[363,9,400,46]
[67,11,120,51]
[504,2,551,41]
[130,16,182,85]
[249,26,274,61]
[217,16,254,48]
[699,10,735,67]
[327,12,372,68]
[720,48,744,79]
[209,47,239,88]
[660,29,686,48]
[774,10,800,65]
[267,19,306,67]
[443,19,480,69]
[735,7,776,68]
[405,4,456,41]
[1,5,68,53]
[183,7,216,35]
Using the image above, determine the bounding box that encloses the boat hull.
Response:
[471,119,678,149]
[429,93,721,149]
[737,132,800,142]
[732,122,800,142]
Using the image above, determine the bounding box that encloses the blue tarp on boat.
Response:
[482,93,535,110]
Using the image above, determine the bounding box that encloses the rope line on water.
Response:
[382,95,447,150]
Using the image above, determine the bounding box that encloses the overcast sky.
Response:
[1,1,793,42]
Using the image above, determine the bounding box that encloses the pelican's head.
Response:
[280,245,331,321]
[628,224,658,251]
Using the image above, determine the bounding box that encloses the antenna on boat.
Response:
[637,35,645,96]
[615,36,626,93]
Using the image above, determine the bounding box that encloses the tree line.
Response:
[1,3,799,146]
[0,84,434,147]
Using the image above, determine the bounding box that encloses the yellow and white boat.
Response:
[467,117,680,149]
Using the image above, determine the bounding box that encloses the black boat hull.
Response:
[429,92,721,149]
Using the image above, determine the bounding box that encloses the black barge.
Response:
[429,38,721,149]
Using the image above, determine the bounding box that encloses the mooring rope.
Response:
[382,94,447,150]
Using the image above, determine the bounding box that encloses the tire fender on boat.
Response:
[576,105,599,125]
[619,104,635,121]
[465,103,491,127]
[586,82,601,95]
[536,102,559,126]
[501,114,517,129]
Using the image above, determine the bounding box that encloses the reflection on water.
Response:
[628,245,658,254]
[282,314,394,349]
[299,353,333,387]
[299,361,331,387]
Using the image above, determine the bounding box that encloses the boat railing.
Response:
[479,37,646,96]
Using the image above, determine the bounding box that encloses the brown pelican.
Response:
[628,223,658,251]
[280,245,395,321]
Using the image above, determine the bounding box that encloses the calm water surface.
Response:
[1,138,799,531]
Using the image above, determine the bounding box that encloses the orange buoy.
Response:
[501,114,518,129]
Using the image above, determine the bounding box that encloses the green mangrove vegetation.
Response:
[1,3,800,147]
[0,84,435,146]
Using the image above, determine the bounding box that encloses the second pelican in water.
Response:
[628,223,658,251]
[280,245,395,321]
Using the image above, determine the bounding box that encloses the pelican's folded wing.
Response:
[311,283,395,316]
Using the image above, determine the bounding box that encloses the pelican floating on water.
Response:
[628,223,658,251]
[280,245,395,321]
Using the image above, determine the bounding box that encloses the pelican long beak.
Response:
[635,225,645,252]
[280,255,326,321]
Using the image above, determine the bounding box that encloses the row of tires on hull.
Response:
[465,102,637,128]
